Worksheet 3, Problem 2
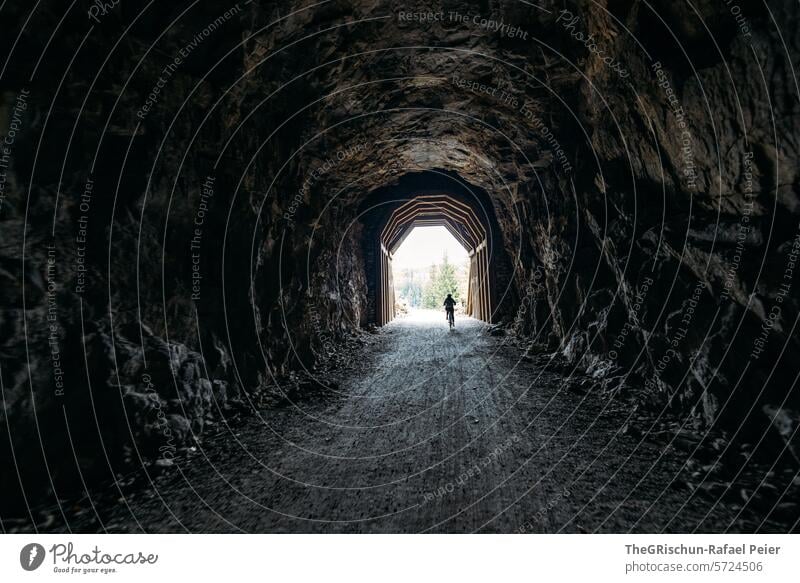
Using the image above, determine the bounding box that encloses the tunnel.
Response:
[1,0,799,534]
[360,172,512,325]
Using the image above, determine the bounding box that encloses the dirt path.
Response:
[73,311,746,533]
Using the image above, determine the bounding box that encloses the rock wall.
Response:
[513,1,800,440]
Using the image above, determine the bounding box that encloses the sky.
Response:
[391,226,469,271]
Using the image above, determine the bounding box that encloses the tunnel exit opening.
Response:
[391,226,470,316]
[374,193,495,326]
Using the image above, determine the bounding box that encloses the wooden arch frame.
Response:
[376,194,493,325]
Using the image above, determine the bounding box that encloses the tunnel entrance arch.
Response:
[378,195,492,324]
[361,172,513,327]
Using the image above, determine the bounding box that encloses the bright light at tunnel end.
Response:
[391,225,469,271]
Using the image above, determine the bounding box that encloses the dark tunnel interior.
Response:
[0,0,799,534]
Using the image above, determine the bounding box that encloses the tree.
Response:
[422,253,461,308]
[399,269,423,307]
[421,263,439,308]
[435,253,460,301]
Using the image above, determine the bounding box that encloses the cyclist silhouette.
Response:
[443,294,456,329]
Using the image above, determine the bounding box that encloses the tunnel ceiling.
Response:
[382,195,487,254]
[232,3,572,210]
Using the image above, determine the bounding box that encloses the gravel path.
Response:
[73,311,744,533]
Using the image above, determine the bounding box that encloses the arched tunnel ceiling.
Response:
[233,2,573,206]
[381,194,487,254]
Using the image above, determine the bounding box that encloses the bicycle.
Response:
[446,308,455,330]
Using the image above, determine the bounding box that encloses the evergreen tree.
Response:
[422,253,461,308]
[399,273,422,307]
[435,253,460,301]
[421,263,439,308]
